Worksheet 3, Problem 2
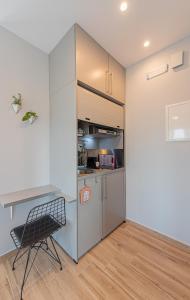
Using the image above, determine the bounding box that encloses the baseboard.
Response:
[126,218,190,250]
[0,247,16,262]
[0,239,76,263]
[52,237,78,262]
[1,220,190,262]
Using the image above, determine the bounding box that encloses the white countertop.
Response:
[78,167,125,181]
[0,170,124,208]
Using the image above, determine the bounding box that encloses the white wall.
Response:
[0,26,49,255]
[126,36,190,246]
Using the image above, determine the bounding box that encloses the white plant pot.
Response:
[29,116,36,124]
[12,103,21,114]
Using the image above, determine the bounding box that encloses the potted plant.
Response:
[11,93,22,113]
[22,111,38,124]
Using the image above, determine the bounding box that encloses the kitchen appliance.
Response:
[99,154,114,169]
[89,125,119,138]
[87,157,98,169]
[113,149,124,169]
[99,149,124,169]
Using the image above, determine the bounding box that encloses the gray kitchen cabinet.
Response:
[49,26,76,95]
[78,176,102,258]
[49,23,126,262]
[76,25,125,105]
[50,25,78,261]
[102,170,125,238]
[76,26,109,96]
[77,86,124,129]
[108,56,126,105]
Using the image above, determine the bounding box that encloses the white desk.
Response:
[0,184,76,219]
[0,185,60,208]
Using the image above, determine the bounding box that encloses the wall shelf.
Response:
[0,184,60,208]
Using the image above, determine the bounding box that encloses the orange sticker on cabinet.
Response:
[80,186,92,204]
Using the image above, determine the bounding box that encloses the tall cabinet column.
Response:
[49,25,78,261]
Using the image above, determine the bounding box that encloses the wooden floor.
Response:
[1,221,190,300]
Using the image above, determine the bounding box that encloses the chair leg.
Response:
[49,236,63,270]
[12,248,29,271]
[20,242,43,300]
[12,248,21,271]
[45,238,49,250]
[20,247,31,300]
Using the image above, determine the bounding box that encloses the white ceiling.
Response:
[1,0,190,67]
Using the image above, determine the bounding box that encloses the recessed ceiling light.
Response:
[144,40,150,48]
[120,2,128,12]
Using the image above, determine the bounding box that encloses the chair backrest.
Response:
[20,197,66,247]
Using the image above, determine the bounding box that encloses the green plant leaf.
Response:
[12,93,22,106]
[22,111,38,122]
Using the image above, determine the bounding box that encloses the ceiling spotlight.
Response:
[120,2,128,12]
[144,40,150,48]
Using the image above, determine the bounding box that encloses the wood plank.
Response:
[1,221,190,299]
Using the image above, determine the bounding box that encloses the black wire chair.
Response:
[10,197,66,300]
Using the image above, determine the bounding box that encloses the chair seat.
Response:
[13,215,61,247]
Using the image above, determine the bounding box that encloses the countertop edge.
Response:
[55,192,76,203]
[78,168,125,181]
[0,185,76,208]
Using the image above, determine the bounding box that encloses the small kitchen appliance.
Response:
[99,154,114,169]
[113,149,124,169]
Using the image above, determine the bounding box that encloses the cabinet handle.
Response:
[105,70,109,93]
[109,73,112,95]
[104,176,107,200]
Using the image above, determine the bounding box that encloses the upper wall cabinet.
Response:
[76,26,126,105]
[77,86,124,129]
[108,56,126,104]
[76,26,109,96]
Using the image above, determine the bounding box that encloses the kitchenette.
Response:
[50,24,126,262]
[77,101,125,257]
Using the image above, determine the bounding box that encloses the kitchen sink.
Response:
[78,167,95,175]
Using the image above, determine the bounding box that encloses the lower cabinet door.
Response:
[102,171,125,238]
[78,177,102,258]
